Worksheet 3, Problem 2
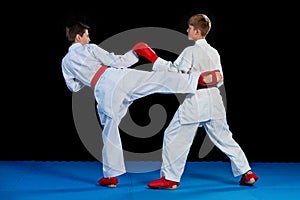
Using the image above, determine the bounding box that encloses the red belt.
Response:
[90,66,108,90]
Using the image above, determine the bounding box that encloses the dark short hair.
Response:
[65,21,90,42]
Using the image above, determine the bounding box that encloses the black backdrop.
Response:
[2,2,298,162]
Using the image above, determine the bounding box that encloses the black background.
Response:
[2,2,298,162]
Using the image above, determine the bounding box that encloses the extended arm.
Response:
[132,42,223,87]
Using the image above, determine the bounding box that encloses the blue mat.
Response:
[1,161,299,200]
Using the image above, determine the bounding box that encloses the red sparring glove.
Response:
[132,42,158,63]
[198,69,221,87]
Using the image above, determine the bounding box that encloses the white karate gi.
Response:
[62,43,197,178]
[153,39,252,182]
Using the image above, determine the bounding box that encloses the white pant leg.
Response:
[101,114,126,178]
[118,70,196,103]
[160,110,199,182]
[203,119,251,177]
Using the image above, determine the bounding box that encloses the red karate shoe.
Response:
[98,177,118,188]
[148,176,180,190]
[239,171,259,186]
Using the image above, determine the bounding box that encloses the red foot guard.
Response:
[239,171,259,186]
[98,177,118,188]
[148,176,180,190]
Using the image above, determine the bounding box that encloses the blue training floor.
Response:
[1,161,299,200]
